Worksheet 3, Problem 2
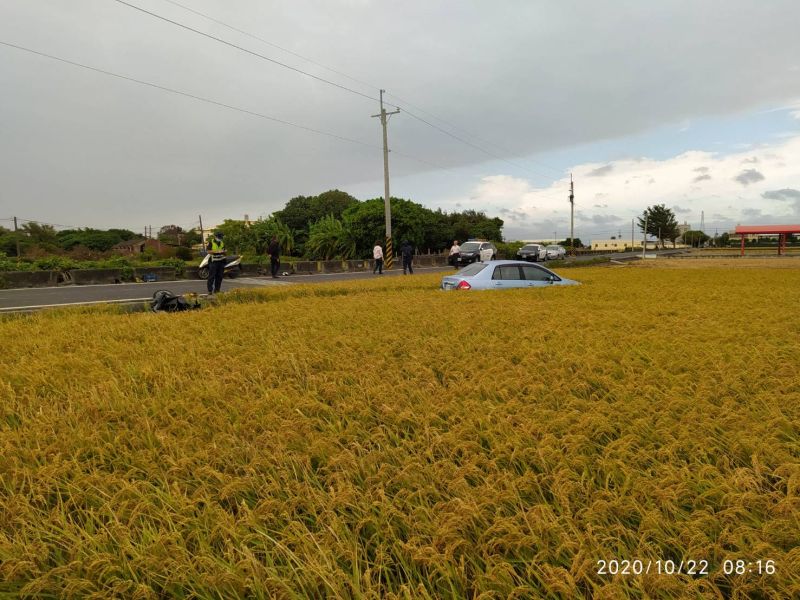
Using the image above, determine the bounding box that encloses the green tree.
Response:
[250,217,294,256]
[216,220,255,254]
[448,210,503,243]
[273,189,358,254]
[558,238,583,248]
[21,222,59,250]
[637,204,678,248]
[342,198,445,258]
[157,225,186,246]
[0,229,27,257]
[682,230,710,248]
[57,228,137,252]
[305,215,356,260]
[183,229,202,246]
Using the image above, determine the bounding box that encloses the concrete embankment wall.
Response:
[0,256,449,289]
[0,267,177,288]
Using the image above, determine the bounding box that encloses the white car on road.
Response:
[545,245,567,260]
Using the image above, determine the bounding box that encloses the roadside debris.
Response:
[150,290,200,312]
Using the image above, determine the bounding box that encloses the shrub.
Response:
[495,241,524,259]
[159,257,187,277]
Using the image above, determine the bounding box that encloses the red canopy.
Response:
[734,224,799,255]
[735,225,800,234]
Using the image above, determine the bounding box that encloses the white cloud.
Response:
[462,135,800,239]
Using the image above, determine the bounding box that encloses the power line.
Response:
[112,0,380,104]
[15,217,86,229]
[384,90,565,178]
[120,0,565,186]
[159,0,379,95]
[399,107,564,185]
[159,0,564,181]
[0,40,499,190]
[0,40,381,151]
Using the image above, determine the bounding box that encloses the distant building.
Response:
[676,221,691,243]
[591,239,634,251]
[194,224,229,244]
[112,238,163,254]
[590,239,666,251]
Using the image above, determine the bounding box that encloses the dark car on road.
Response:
[456,240,497,264]
[517,243,546,262]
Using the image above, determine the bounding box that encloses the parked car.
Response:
[441,260,579,290]
[455,240,497,264]
[517,243,547,262]
[545,245,567,260]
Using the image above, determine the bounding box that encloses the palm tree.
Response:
[305,215,356,260]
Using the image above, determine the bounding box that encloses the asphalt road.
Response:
[0,252,684,312]
[0,266,452,311]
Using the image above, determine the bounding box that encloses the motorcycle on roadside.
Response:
[198,253,242,279]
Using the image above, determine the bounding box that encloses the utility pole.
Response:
[371,89,400,269]
[642,214,648,259]
[631,219,634,251]
[700,210,705,248]
[13,216,20,263]
[569,174,574,255]
[199,214,204,247]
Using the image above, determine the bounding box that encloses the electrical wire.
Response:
[384,90,566,177]
[399,107,566,189]
[14,217,86,229]
[117,0,567,188]
[0,40,381,151]
[159,0,565,181]
[159,0,379,95]
[112,0,380,104]
[0,40,541,180]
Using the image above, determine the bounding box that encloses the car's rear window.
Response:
[458,263,487,276]
[521,245,540,251]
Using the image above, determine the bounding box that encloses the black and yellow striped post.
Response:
[384,236,393,270]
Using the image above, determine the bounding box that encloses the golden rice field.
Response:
[1,259,799,599]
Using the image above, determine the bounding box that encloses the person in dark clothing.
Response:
[400,240,414,275]
[206,231,226,294]
[268,235,281,278]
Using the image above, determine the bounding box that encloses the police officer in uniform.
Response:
[206,231,226,294]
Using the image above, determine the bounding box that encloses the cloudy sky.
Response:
[1,0,799,240]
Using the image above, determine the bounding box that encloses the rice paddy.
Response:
[1,259,799,598]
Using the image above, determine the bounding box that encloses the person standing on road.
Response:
[373,241,384,274]
[400,240,414,275]
[448,240,461,268]
[206,231,226,294]
[268,235,281,278]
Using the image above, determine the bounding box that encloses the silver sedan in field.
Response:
[441,260,579,290]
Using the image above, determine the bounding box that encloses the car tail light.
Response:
[456,280,471,290]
